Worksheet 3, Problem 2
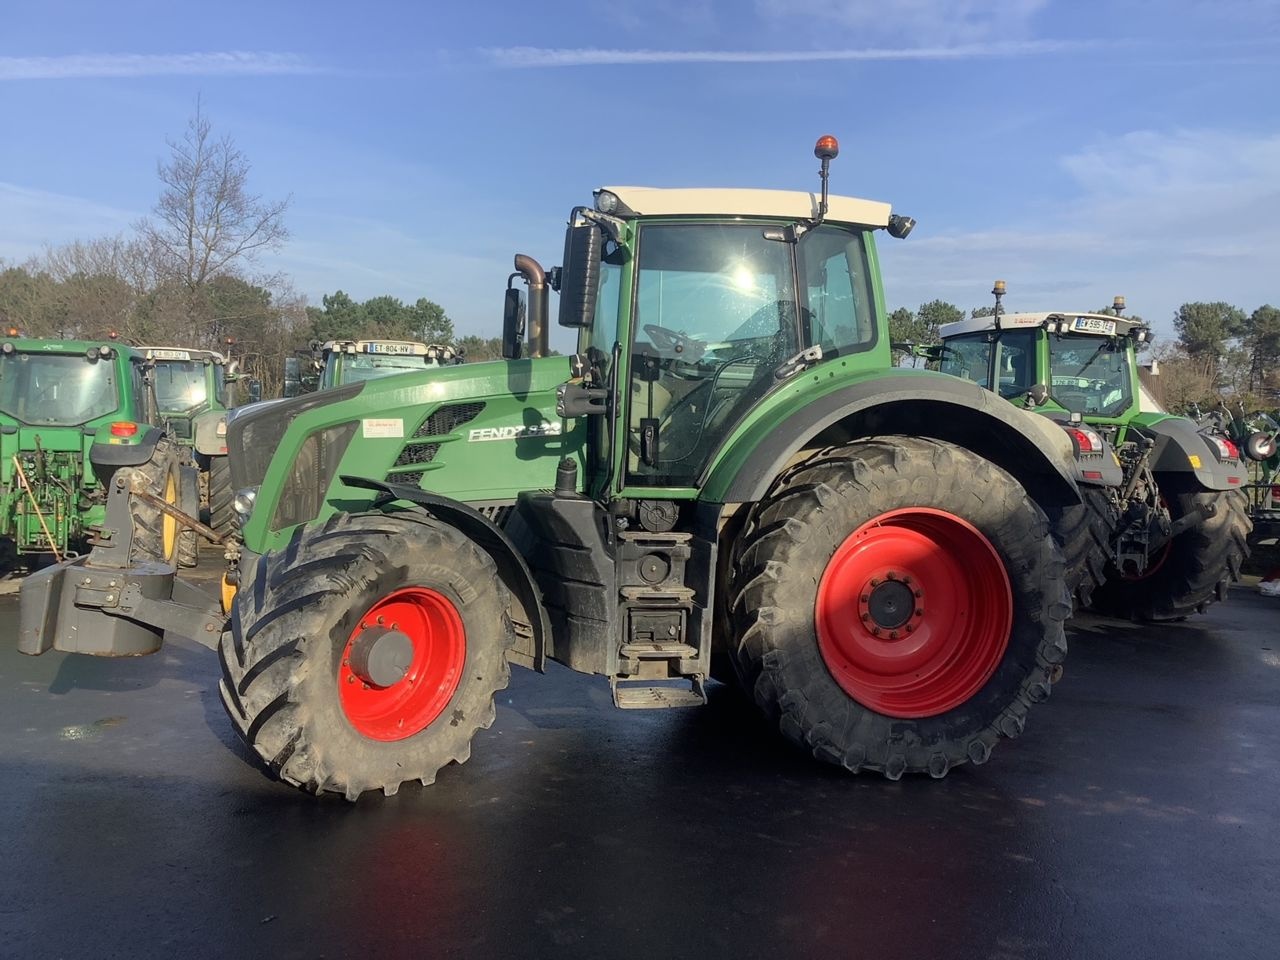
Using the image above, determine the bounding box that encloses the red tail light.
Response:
[110,421,138,437]
[1067,427,1098,453]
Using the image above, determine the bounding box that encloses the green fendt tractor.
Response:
[145,346,245,537]
[24,138,1104,798]
[0,335,198,567]
[284,339,464,396]
[937,290,1251,619]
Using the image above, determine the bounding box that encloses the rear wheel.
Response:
[1047,486,1116,610]
[129,438,183,564]
[728,437,1071,779]
[1089,487,1251,621]
[207,456,235,536]
[218,510,515,800]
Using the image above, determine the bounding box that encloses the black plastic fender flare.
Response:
[340,475,550,672]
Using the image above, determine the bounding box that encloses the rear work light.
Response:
[110,421,138,437]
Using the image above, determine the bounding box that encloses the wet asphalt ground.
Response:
[1,563,1278,960]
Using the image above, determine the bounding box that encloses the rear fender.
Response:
[1141,417,1248,491]
[702,375,1082,510]
[340,475,549,672]
[191,409,229,457]
[88,426,163,481]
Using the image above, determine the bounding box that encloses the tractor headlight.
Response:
[270,421,359,532]
[233,487,258,519]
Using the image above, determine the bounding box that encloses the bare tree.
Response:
[139,100,290,296]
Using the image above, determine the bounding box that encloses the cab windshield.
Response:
[0,352,119,426]
[153,360,208,414]
[623,221,877,486]
[327,351,437,386]
[1049,334,1132,416]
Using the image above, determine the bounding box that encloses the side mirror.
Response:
[284,356,302,398]
[248,379,263,404]
[557,222,602,329]
[1026,383,1049,408]
[503,288,526,360]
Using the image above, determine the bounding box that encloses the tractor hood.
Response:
[231,356,585,554]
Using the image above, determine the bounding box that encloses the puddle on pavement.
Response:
[59,716,128,741]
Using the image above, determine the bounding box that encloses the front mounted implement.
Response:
[18,467,224,657]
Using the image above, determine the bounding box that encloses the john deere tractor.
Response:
[24,138,1105,798]
[145,346,246,537]
[283,339,463,396]
[0,336,198,568]
[937,291,1251,619]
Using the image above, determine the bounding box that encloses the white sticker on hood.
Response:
[362,418,404,438]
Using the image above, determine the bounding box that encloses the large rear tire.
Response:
[1088,488,1251,621]
[1047,486,1116,610]
[128,437,183,565]
[217,510,515,800]
[207,455,235,537]
[728,437,1071,779]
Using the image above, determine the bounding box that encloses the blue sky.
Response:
[2,0,1278,347]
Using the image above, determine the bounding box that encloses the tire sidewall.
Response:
[736,440,1062,762]
[290,537,511,781]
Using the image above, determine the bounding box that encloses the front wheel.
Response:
[729,437,1071,779]
[218,510,515,800]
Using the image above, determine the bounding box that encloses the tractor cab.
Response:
[285,339,463,396]
[937,308,1153,424]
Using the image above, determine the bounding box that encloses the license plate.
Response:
[151,349,190,361]
[1072,317,1116,335]
[365,342,415,355]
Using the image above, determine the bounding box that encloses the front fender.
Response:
[340,475,549,673]
[702,371,1082,508]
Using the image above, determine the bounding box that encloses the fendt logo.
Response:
[468,422,563,442]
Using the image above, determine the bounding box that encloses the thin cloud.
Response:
[0,51,317,81]
[483,38,1115,68]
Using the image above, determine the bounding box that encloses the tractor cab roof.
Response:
[594,186,892,229]
[3,337,145,360]
[142,346,229,364]
[939,311,1147,340]
[323,339,438,356]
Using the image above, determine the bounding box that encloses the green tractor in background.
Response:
[937,289,1251,620]
[25,137,1112,799]
[283,338,464,396]
[0,335,198,568]
[145,346,252,538]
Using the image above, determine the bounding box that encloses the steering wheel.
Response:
[643,324,706,362]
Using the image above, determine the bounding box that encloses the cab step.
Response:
[610,676,707,710]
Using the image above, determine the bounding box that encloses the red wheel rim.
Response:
[815,508,1013,719]
[338,587,466,741]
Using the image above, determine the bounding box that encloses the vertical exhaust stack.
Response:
[513,255,549,359]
